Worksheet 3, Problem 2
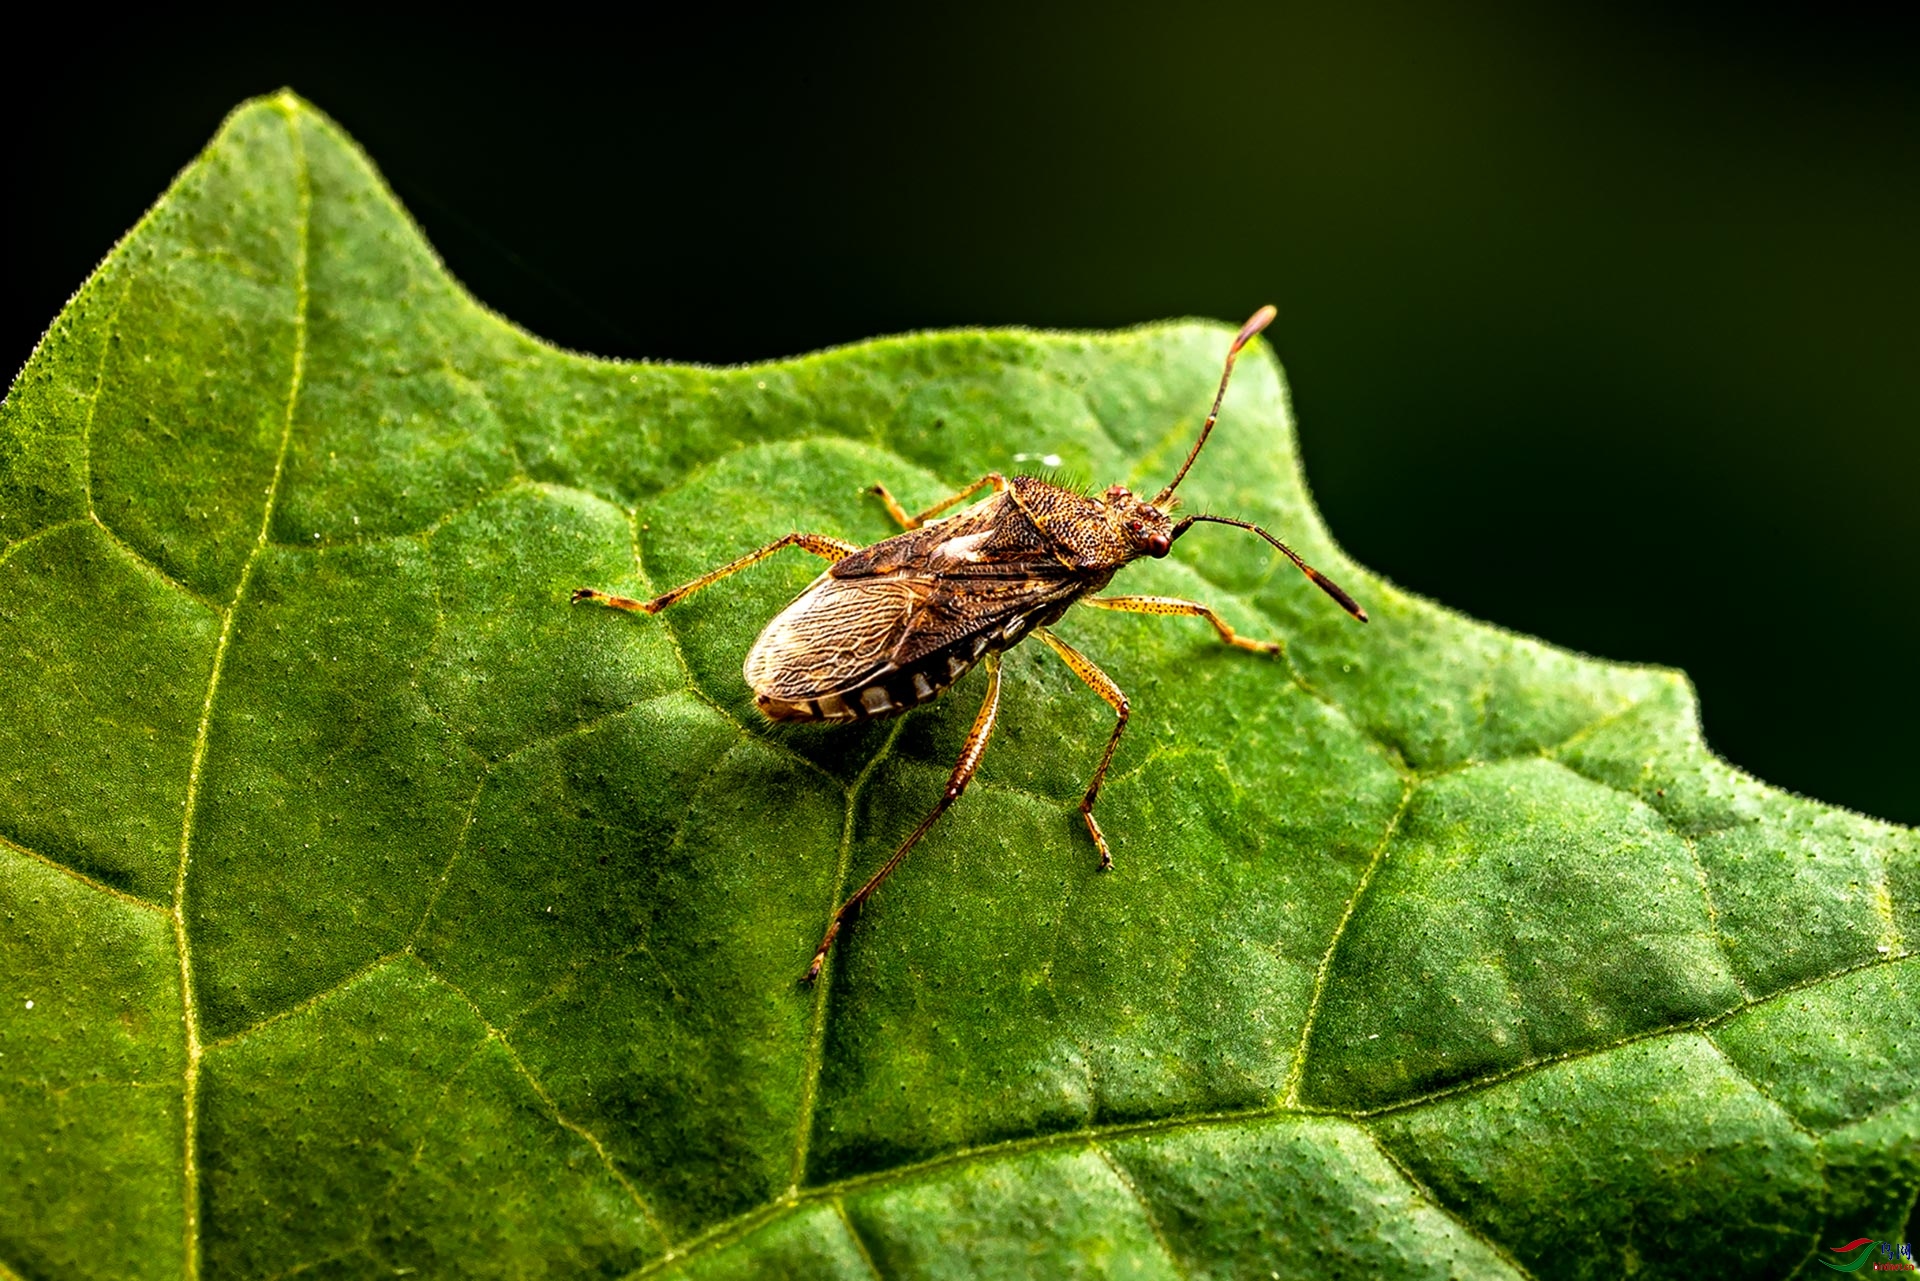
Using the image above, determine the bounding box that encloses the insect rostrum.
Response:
[573,307,1367,982]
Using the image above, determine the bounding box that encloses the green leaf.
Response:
[2,92,1915,1281]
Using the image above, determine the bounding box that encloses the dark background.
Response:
[5,4,1914,823]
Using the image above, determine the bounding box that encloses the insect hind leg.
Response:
[806,654,1004,983]
[1035,628,1129,872]
[869,472,1008,530]
[572,531,859,615]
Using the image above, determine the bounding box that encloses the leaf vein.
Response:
[790,716,910,1190]
[627,947,1918,1276]
[1702,1033,1825,1144]
[1091,1140,1189,1280]
[1359,1125,1539,1281]
[831,1198,887,1281]
[79,269,136,522]
[1283,779,1417,1107]
[497,750,745,1038]
[1346,949,1918,1121]
[0,516,88,573]
[1686,834,1752,1002]
[0,829,168,913]
[406,769,493,955]
[420,962,671,1250]
[167,97,312,1281]
[202,950,407,1052]
[82,511,222,611]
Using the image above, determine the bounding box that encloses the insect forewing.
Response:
[744,491,1085,702]
[743,570,932,701]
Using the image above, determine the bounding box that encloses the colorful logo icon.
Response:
[1822,1238,1917,1272]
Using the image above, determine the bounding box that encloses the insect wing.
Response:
[835,495,1087,670]
[745,517,980,700]
[743,569,933,701]
[886,571,1083,668]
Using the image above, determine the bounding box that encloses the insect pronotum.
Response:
[573,307,1368,982]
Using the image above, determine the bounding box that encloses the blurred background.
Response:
[4,3,1914,823]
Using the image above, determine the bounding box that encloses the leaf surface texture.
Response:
[1,95,1915,1281]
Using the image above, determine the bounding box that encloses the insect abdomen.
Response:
[754,647,977,723]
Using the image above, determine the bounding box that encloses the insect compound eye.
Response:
[1146,531,1171,557]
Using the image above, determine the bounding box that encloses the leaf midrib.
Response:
[168,95,311,1281]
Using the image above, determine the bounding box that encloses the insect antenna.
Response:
[1171,513,1370,623]
[1153,304,1278,506]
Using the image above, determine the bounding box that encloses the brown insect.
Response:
[573,307,1367,981]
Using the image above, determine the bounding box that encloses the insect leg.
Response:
[572,532,860,615]
[1083,594,1283,656]
[870,472,1008,529]
[805,654,1003,983]
[1035,628,1129,871]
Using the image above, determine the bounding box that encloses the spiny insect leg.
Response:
[1036,628,1129,871]
[571,532,859,615]
[869,472,1008,530]
[1083,594,1284,656]
[805,655,1003,984]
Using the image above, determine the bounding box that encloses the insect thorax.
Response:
[1006,478,1141,571]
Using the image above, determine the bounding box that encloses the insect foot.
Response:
[802,924,842,986]
[570,587,661,614]
[1085,810,1115,872]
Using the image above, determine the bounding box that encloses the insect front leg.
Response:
[1035,628,1128,872]
[806,654,1003,983]
[1082,594,1284,656]
[572,532,860,615]
[870,472,1008,530]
